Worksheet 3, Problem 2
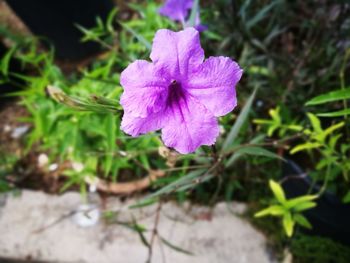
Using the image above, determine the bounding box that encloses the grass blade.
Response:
[316,109,350,117]
[305,88,350,106]
[222,88,257,151]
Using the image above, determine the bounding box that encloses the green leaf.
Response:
[342,191,350,203]
[160,236,194,256]
[307,113,322,133]
[293,201,317,212]
[120,23,151,50]
[254,205,285,217]
[246,1,280,29]
[269,180,286,204]
[0,45,16,76]
[283,212,295,237]
[222,88,257,151]
[129,197,159,209]
[231,146,285,161]
[305,88,350,106]
[322,122,344,139]
[106,8,118,33]
[290,142,322,154]
[294,214,312,229]
[317,109,350,117]
[285,195,318,209]
[144,169,206,200]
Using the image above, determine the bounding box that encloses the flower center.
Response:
[167,80,184,107]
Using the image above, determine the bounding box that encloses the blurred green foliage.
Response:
[0,1,349,259]
[291,234,350,263]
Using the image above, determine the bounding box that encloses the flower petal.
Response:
[120,60,168,118]
[150,28,204,78]
[161,95,219,154]
[186,56,243,117]
[121,111,167,137]
[159,0,193,22]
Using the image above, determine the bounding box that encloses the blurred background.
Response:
[0,0,350,262]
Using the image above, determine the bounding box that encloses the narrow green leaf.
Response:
[160,236,194,256]
[222,88,257,151]
[305,88,350,106]
[120,23,151,50]
[269,180,286,204]
[285,195,318,209]
[0,45,16,76]
[294,214,312,229]
[325,121,345,134]
[107,8,118,32]
[254,205,285,217]
[130,217,150,248]
[283,212,295,237]
[290,142,322,155]
[144,169,206,200]
[317,109,350,117]
[307,113,322,133]
[231,146,285,161]
[246,1,279,29]
[129,197,159,209]
[293,202,317,212]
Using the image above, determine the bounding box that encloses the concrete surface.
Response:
[0,190,276,263]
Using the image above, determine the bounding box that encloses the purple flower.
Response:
[159,0,206,31]
[120,28,243,154]
[159,0,193,23]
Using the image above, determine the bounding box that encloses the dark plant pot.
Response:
[282,159,350,246]
[6,0,115,60]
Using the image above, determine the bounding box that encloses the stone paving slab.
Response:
[0,190,276,263]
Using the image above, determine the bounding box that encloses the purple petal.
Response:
[159,0,193,22]
[150,28,204,78]
[121,111,167,137]
[186,56,243,117]
[161,95,219,154]
[120,60,168,118]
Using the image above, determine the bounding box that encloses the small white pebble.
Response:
[3,125,11,133]
[89,184,97,193]
[119,150,127,157]
[49,163,58,171]
[85,176,99,193]
[37,153,49,168]
[72,204,100,227]
[72,162,84,172]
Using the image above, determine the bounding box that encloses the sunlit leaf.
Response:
[305,88,350,106]
[254,205,285,217]
[283,212,295,237]
[269,179,286,204]
[317,109,350,117]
